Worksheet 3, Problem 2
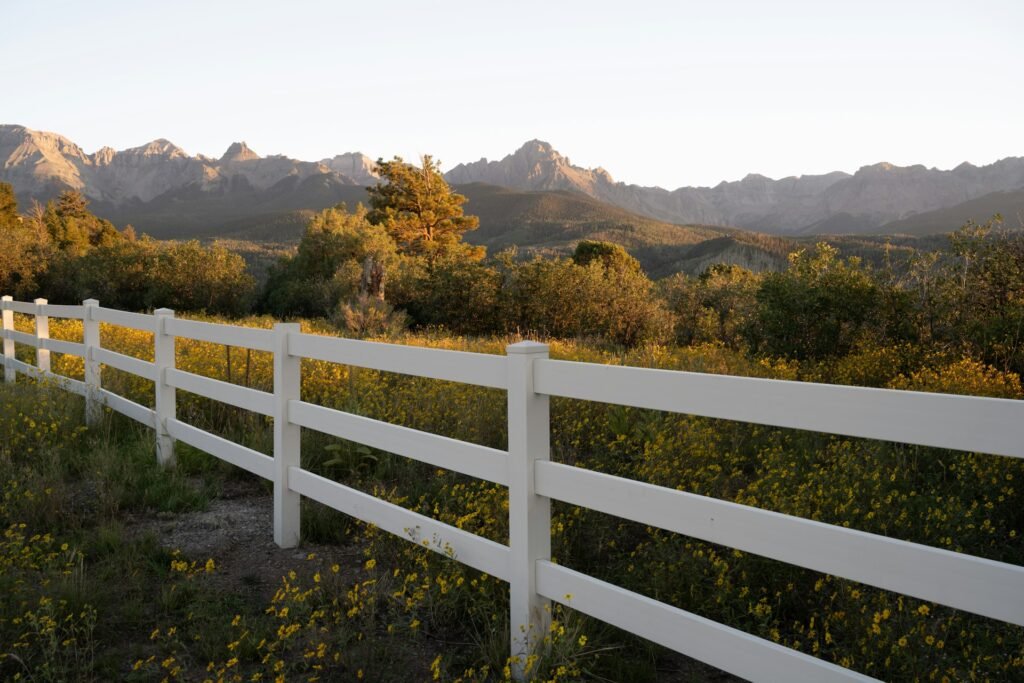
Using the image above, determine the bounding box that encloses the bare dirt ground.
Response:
[127,477,362,601]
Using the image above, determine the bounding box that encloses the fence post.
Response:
[154,308,176,467]
[34,298,50,375]
[507,341,551,678]
[273,323,302,548]
[83,299,101,425]
[2,296,13,383]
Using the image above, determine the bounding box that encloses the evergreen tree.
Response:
[0,183,48,298]
[0,182,18,229]
[367,155,479,257]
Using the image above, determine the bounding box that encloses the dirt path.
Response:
[128,478,361,601]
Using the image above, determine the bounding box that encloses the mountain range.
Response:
[2,124,1022,240]
[447,140,1024,235]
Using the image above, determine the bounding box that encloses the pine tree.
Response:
[366,155,479,257]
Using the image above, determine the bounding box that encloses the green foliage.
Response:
[43,191,124,256]
[0,184,49,299]
[262,204,398,318]
[748,243,888,360]
[505,251,674,346]
[945,217,1024,373]
[0,188,253,314]
[45,238,254,315]
[367,155,480,257]
[45,238,154,310]
[151,241,255,315]
[390,246,505,336]
[0,182,17,226]
[662,264,762,348]
[571,240,641,273]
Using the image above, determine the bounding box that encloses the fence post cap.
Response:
[154,308,175,316]
[506,340,549,355]
[1,295,11,302]
[34,298,47,306]
[83,298,99,306]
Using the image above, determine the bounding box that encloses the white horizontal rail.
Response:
[7,358,87,396]
[49,372,87,397]
[40,304,84,319]
[289,400,509,485]
[7,357,33,374]
[534,360,1024,459]
[165,368,274,416]
[3,329,37,346]
[164,317,274,352]
[288,466,510,580]
[97,388,156,429]
[92,306,156,332]
[535,461,1024,626]
[536,562,876,683]
[92,347,157,381]
[5,300,37,315]
[289,332,508,389]
[167,418,274,480]
[40,338,85,357]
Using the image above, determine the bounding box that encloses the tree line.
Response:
[0,184,253,315]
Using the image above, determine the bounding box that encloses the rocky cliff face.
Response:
[319,153,379,186]
[0,125,92,196]
[446,141,1024,234]
[0,125,371,206]
[445,140,616,195]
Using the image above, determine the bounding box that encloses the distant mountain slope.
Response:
[882,188,1024,235]
[455,183,721,249]
[447,141,1024,235]
[448,184,789,276]
[95,176,369,238]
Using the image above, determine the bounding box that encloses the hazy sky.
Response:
[2,0,1021,188]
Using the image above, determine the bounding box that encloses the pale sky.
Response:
[2,0,1021,188]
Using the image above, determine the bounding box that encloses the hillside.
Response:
[883,188,1024,235]
[452,184,791,276]
[456,182,722,249]
[98,179,370,238]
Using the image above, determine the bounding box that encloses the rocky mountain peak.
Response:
[220,141,260,163]
[513,139,569,166]
[519,139,555,155]
[136,139,186,157]
[445,139,615,191]
[857,161,897,174]
[319,152,379,185]
[91,146,116,165]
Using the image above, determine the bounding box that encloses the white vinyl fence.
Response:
[2,295,1023,682]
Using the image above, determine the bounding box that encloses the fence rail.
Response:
[1,296,1021,682]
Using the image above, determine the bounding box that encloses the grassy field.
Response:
[1,313,1022,681]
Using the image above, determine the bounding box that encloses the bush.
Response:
[505,254,673,346]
